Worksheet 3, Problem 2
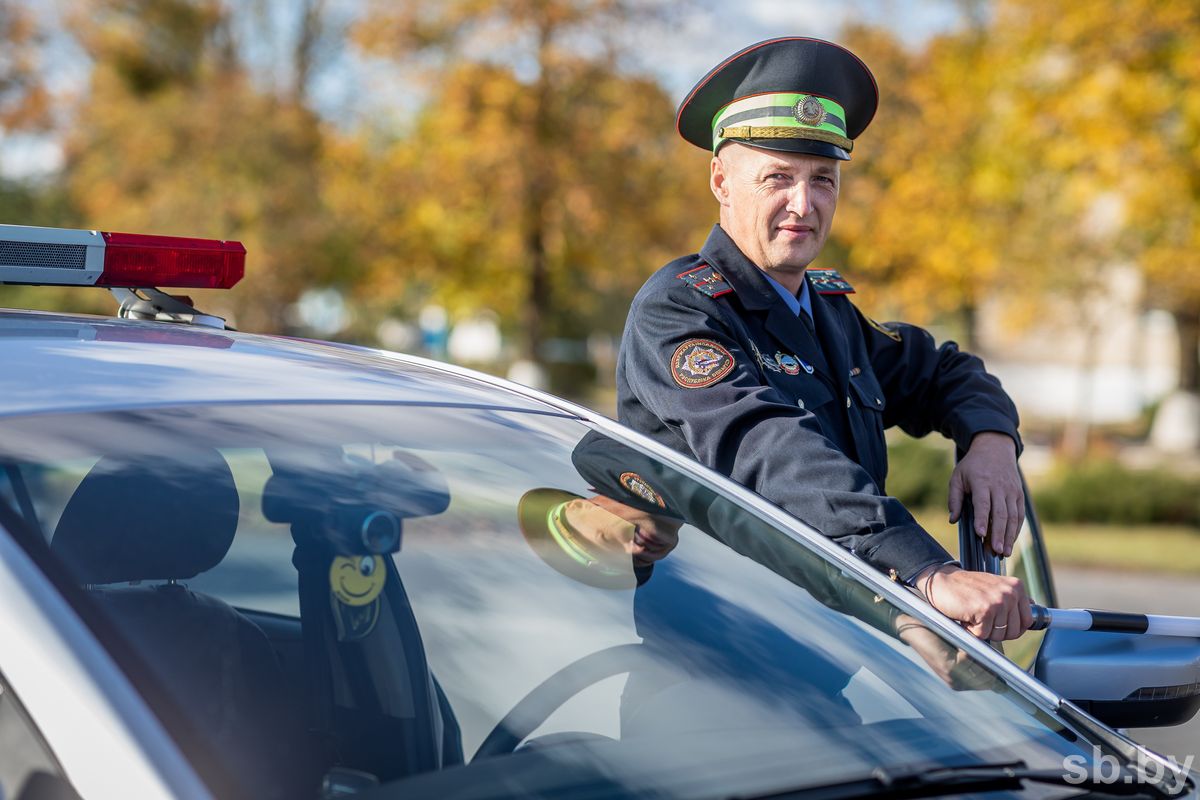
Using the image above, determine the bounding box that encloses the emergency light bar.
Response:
[0,224,244,289]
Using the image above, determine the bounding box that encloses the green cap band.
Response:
[547,501,597,567]
[712,93,852,153]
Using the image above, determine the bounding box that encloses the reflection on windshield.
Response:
[0,405,1104,799]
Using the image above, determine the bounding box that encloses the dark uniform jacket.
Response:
[616,225,1021,582]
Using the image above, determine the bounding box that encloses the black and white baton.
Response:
[1030,605,1200,637]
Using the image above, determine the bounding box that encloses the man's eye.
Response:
[813,175,835,185]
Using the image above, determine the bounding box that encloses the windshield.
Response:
[0,403,1114,799]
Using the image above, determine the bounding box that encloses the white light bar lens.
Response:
[0,224,245,289]
[0,224,104,286]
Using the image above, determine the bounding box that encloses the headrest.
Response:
[52,449,240,584]
[262,449,450,554]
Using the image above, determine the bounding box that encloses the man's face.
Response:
[710,143,839,277]
[563,495,681,567]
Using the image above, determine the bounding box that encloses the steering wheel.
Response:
[472,643,659,760]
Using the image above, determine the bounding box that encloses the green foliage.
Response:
[1034,461,1200,526]
[885,436,954,510]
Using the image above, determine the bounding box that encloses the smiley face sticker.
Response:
[330,555,386,607]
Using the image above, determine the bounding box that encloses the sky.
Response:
[628,0,966,101]
[0,0,968,180]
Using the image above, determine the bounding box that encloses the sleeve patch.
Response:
[670,339,735,388]
[807,269,855,294]
[676,264,732,298]
[866,316,902,342]
[619,472,666,508]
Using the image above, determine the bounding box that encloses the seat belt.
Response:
[293,537,339,763]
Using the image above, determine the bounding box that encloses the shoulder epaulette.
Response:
[676,264,732,298]
[807,268,855,295]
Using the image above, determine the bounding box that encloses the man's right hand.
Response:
[914,564,1032,641]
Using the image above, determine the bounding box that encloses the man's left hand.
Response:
[947,432,1023,557]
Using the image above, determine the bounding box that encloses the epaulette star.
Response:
[807,269,855,295]
[677,264,732,298]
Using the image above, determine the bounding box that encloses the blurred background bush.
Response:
[1034,462,1200,526]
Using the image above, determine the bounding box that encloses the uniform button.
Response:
[797,399,805,409]
[875,397,882,406]
[846,396,852,408]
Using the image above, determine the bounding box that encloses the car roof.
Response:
[0,308,572,418]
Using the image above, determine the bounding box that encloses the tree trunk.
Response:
[522,22,554,365]
[291,0,325,106]
[523,206,549,363]
[1061,300,1101,462]
[959,298,978,352]
[1173,307,1200,393]
[1148,309,1200,452]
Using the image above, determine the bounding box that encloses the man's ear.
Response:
[710,155,731,207]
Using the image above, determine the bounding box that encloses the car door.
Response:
[958,469,1056,669]
[0,505,212,800]
[0,669,75,800]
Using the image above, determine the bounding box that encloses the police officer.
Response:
[616,37,1032,642]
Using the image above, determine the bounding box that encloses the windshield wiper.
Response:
[748,760,1181,800]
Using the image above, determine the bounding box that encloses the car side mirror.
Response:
[1034,627,1200,729]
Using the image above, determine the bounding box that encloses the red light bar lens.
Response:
[96,231,245,289]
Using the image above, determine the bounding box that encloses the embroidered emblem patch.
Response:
[677,264,732,298]
[619,472,666,508]
[671,339,735,388]
[807,268,855,294]
[867,317,902,342]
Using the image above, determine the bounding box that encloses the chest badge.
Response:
[776,352,814,376]
[671,338,736,388]
[751,341,781,372]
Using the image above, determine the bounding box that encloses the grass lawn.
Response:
[911,508,1200,576]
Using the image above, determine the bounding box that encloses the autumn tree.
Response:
[966,0,1200,452]
[60,0,342,330]
[831,22,1017,350]
[0,1,84,313]
[0,0,48,131]
[348,0,710,390]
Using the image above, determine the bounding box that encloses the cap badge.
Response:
[794,96,828,127]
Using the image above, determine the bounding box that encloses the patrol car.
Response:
[0,224,1194,800]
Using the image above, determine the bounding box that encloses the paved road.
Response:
[1054,567,1199,762]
